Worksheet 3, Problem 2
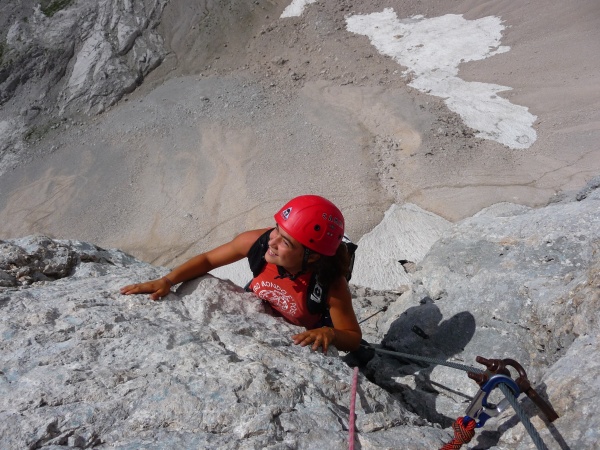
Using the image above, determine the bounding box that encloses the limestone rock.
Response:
[352,203,451,291]
[0,0,168,169]
[0,236,444,449]
[1,186,599,449]
[361,190,599,449]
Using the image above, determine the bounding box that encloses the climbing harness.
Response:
[353,344,559,450]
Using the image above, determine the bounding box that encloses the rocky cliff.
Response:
[357,178,600,449]
[0,236,444,449]
[1,0,599,448]
[1,178,598,449]
[0,0,173,171]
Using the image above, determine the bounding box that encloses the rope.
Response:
[499,383,548,450]
[358,307,387,324]
[365,345,484,374]
[366,345,549,450]
[439,417,476,450]
[348,366,359,450]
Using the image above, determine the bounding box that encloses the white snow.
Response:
[280,0,317,19]
[346,9,537,149]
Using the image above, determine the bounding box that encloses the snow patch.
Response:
[346,9,537,149]
[281,0,317,18]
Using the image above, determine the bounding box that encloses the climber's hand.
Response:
[292,327,336,354]
[120,278,172,301]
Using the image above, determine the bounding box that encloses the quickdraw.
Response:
[464,374,519,428]
[470,357,559,423]
[439,375,519,450]
[354,344,560,450]
[439,357,558,450]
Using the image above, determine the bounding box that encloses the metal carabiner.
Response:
[464,374,520,428]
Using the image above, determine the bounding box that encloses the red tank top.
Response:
[250,263,322,329]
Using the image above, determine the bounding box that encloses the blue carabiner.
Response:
[464,374,520,428]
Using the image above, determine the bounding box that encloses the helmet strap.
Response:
[301,247,312,273]
[274,247,312,280]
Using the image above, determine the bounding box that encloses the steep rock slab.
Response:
[0,237,445,449]
[365,185,599,449]
[0,0,168,172]
[352,203,451,291]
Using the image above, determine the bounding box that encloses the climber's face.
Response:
[265,225,307,273]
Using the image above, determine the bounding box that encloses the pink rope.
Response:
[348,366,359,450]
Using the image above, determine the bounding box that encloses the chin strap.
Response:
[275,247,312,280]
[301,247,311,273]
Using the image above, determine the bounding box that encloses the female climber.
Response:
[120,195,362,354]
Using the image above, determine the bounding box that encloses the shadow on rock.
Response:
[358,297,476,427]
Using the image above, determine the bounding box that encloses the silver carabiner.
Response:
[464,374,520,427]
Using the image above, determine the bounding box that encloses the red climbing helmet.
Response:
[274,195,345,256]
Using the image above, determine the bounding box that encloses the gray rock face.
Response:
[1,182,598,449]
[0,236,444,449]
[352,203,451,291]
[0,0,167,170]
[357,183,600,449]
